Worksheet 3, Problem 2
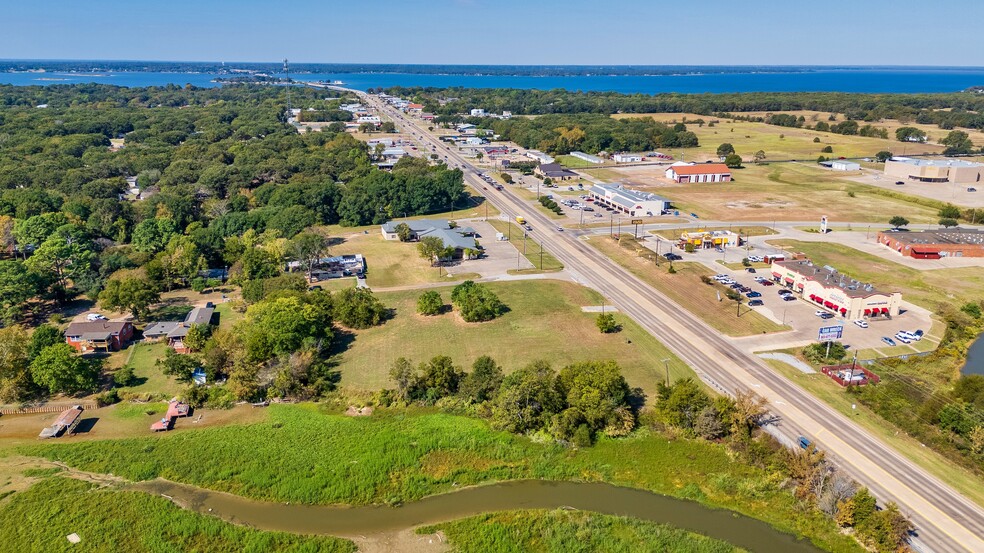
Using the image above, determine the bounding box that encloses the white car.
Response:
[815,310,827,318]
[86,313,108,322]
[894,333,912,344]
[853,320,868,328]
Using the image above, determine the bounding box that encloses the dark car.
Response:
[782,295,796,301]
[663,253,682,261]
[778,289,792,296]
[746,267,757,273]
[760,280,774,286]
[895,181,904,185]
[748,299,764,306]
[969,187,978,192]
[746,291,762,298]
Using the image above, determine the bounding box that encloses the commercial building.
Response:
[64,321,134,353]
[877,228,984,258]
[770,259,902,320]
[613,154,642,163]
[884,157,984,184]
[380,219,479,259]
[525,150,555,164]
[588,184,669,217]
[664,163,732,183]
[570,151,603,164]
[821,160,861,171]
[535,162,578,181]
[677,230,742,250]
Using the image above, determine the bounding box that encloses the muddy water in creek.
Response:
[133,479,823,552]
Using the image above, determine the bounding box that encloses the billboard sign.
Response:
[630,219,643,225]
[818,325,843,342]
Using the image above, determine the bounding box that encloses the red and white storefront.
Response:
[771,261,901,320]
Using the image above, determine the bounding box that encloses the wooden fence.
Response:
[0,402,97,416]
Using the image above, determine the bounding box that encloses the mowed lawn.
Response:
[611,113,945,160]
[329,230,479,288]
[767,239,984,309]
[586,236,789,337]
[621,163,940,223]
[332,280,691,396]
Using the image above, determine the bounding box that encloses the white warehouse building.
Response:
[589,184,669,217]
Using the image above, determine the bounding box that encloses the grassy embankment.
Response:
[486,220,564,272]
[334,280,686,395]
[419,510,745,553]
[586,235,788,337]
[0,475,354,553]
[19,405,861,553]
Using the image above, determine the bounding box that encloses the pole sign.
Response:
[818,325,843,342]
[820,215,828,234]
[630,219,644,225]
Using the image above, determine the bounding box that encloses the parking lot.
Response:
[705,266,935,354]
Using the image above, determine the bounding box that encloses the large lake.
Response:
[3,68,984,93]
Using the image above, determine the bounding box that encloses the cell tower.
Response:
[283,58,291,115]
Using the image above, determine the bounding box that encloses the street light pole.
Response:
[662,358,671,386]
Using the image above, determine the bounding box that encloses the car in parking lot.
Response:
[882,337,897,347]
[748,299,764,306]
[815,310,826,317]
[853,319,868,328]
[759,280,774,286]
[895,333,912,344]
[912,329,924,339]
[819,313,834,320]
[778,289,792,296]
[746,268,756,273]
[746,291,761,298]
[782,295,796,301]
[968,187,977,192]
[663,253,682,261]
[895,181,904,185]
[86,313,108,322]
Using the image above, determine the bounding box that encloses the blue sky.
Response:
[2,0,982,65]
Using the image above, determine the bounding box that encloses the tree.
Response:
[24,225,94,292]
[939,203,961,219]
[238,295,334,362]
[753,150,766,162]
[389,357,418,402]
[394,223,412,242]
[291,231,330,281]
[30,343,100,395]
[802,341,847,364]
[451,280,505,323]
[874,150,893,162]
[183,323,212,352]
[417,236,446,265]
[731,389,769,438]
[556,361,633,437]
[888,216,909,229]
[821,145,833,153]
[0,260,40,323]
[153,235,207,290]
[459,355,503,402]
[99,275,161,320]
[156,349,200,382]
[657,378,710,431]
[939,218,959,228]
[416,290,444,315]
[0,326,31,402]
[724,153,743,168]
[131,218,178,253]
[28,324,63,361]
[716,143,735,157]
[418,355,464,400]
[895,126,926,143]
[332,287,388,329]
[491,360,563,434]
[941,130,973,155]
[596,312,620,333]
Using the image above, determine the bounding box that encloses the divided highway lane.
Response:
[370,97,984,553]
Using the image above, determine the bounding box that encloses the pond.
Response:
[133,479,823,552]
[962,333,984,376]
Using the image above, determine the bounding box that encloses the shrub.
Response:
[451,281,505,323]
[802,342,848,364]
[416,291,444,316]
[821,145,833,153]
[813,137,821,143]
[596,312,620,333]
[333,287,389,329]
[114,366,136,387]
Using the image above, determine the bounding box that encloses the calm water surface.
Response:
[134,479,822,552]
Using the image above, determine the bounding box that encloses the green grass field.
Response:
[329,230,478,288]
[21,405,861,553]
[118,341,181,397]
[333,280,686,395]
[420,510,745,553]
[587,236,788,337]
[0,476,354,553]
[766,239,984,309]
[486,220,564,272]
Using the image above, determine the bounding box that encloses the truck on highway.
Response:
[515,215,526,225]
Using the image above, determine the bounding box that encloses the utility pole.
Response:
[539,243,543,270]
[662,358,671,386]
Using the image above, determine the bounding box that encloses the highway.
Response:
[360,91,984,553]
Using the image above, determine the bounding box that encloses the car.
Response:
[912,329,924,339]
[854,320,869,328]
[86,313,108,322]
[583,207,594,212]
[782,295,796,301]
[730,283,743,289]
[895,181,905,185]
[713,274,728,280]
[746,291,762,298]
[968,187,977,192]
[798,436,811,450]
[760,280,774,286]
[815,310,827,317]
[897,331,916,341]
[820,313,834,320]
[664,253,682,261]
[778,289,793,296]
[556,226,564,232]
[746,268,757,273]
[524,225,533,232]
[895,334,912,344]
[748,299,764,307]
[882,337,897,347]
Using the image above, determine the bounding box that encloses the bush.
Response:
[416,291,444,316]
[821,145,833,153]
[333,287,389,329]
[802,342,848,364]
[667,265,677,274]
[114,366,136,387]
[96,389,120,407]
[596,312,620,333]
[813,137,821,143]
[451,281,505,323]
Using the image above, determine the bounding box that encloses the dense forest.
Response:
[0,83,463,321]
[384,86,984,133]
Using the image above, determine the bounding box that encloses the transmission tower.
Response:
[283,58,291,116]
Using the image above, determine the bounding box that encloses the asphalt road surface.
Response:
[361,91,984,553]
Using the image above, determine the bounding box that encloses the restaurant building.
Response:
[770,259,902,320]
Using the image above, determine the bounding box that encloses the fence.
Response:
[821,363,881,387]
[0,402,97,416]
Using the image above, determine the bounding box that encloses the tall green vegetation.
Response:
[451,280,505,322]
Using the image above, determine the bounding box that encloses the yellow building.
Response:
[678,230,741,249]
